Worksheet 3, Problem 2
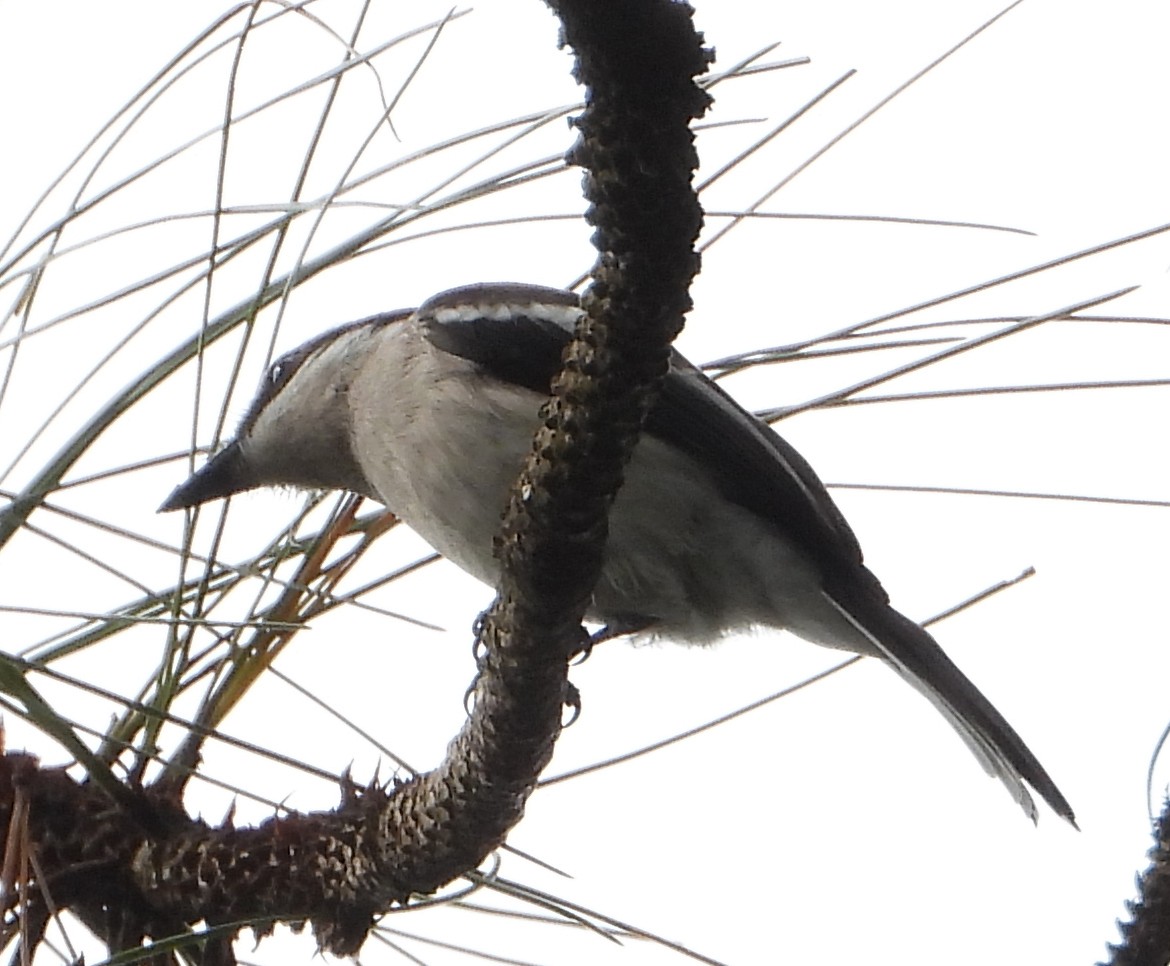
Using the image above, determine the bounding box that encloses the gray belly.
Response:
[349,338,866,649]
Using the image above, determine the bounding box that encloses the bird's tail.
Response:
[821,586,1075,826]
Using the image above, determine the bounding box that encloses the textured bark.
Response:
[0,0,710,959]
[1105,799,1170,966]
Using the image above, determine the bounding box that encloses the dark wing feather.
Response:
[823,584,1075,823]
[420,309,571,397]
[418,283,1076,824]
[417,283,871,590]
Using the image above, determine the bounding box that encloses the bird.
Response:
[161,281,1075,825]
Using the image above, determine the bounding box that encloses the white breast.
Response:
[346,321,871,650]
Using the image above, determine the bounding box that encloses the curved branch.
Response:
[1,0,711,958]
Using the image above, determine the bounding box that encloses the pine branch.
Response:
[0,0,710,959]
[1105,798,1170,966]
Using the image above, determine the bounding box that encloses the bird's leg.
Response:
[573,616,656,663]
[558,619,653,727]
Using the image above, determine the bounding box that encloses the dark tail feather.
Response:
[822,587,1075,826]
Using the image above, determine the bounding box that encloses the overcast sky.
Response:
[1,2,1168,964]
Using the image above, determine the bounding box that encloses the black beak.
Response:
[159,441,250,512]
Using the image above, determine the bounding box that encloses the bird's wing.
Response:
[417,282,1076,825]
[416,282,870,588]
[819,587,1075,823]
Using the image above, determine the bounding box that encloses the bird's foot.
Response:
[571,617,655,664]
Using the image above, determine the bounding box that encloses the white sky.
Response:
[1,1,1169,964]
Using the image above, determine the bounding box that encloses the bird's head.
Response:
[159,310,411,512]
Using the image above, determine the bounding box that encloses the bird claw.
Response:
[562,681,582,726]
[583,617,654,655]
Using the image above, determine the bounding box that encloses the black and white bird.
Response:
[161,282,1074,825]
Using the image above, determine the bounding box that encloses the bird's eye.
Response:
[267,361,286,386]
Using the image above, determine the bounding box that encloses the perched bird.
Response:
[162,282,1074,824]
